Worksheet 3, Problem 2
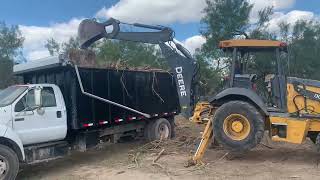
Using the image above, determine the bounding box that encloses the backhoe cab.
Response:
[192,39,320,164]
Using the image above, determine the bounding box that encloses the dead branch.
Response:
[134,152,140,167]
[128,151,140,168]
[260,143,273,149]
[153,149,165,163]
[120,71,132,98]
[217,152,229,161]
[152,72,165,103]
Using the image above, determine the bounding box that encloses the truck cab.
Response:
[0,84,68,146]
[0,84,68,179]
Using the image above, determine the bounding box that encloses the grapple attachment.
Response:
[78,18,120,49]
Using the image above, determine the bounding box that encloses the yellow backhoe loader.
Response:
[192,39,320,164]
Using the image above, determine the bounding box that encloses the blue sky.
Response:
[0,0,319,60]
[0,0,201,40]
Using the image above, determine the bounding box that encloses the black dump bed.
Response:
[14,56,180,130]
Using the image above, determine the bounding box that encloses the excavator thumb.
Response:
[78,18,120,49]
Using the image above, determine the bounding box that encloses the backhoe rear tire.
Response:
[213,101,264,152]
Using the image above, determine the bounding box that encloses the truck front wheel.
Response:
[213,101,264,152]
[0,145,19,180]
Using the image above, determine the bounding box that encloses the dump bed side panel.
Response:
[19,66,180,130]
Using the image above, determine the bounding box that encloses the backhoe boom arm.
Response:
[78,18,199,117]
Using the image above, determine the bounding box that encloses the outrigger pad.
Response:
[78,19,106,49]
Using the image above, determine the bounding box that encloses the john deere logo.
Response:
[175,67,187,97]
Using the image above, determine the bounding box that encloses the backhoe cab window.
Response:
[15,87,56,112]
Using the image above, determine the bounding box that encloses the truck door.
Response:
[12,86,67,145]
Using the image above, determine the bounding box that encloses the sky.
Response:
[0,0,319,61]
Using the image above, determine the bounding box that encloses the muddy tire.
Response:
[0,145,19,180]
[144,122,153,141]
[146,118,172,141]
[213,101,265,152]
[168,117,176,138]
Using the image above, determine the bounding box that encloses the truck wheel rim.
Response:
[158,124,170,139]
[223,114,251,141]
[0,155,8,179]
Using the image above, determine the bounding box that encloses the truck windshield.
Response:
[0,86,28,107]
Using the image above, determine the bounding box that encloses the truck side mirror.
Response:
[34,87,42,107]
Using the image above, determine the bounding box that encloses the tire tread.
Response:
[213,100,264,152]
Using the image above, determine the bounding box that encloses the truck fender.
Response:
[0,126,25,161]
[209,87,269,116]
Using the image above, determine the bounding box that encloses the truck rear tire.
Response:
[146,118,172,141]
[213,101,264,152]
[0,145,19,180]
[168,117,176,138]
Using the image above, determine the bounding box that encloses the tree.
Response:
[201,0,253,58]
[45,37,80,56]
[0,22,24,89]
[45,38,60,56]
[288,20,320,80]
[194,50,223,95]
[250,6,275,39]
[197,0,255,94]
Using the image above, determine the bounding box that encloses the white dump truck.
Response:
[0,56,180,179]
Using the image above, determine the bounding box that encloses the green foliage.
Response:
[250,6,275,39]
[45,38,60,56]
[0,57,14,89]
[0,22,24,59]
[96,40,167,69]
[45,37,80,56]
[201,0,253,58]
[0,22,24,89]
[45,37,167,69]
[194,51,223,95]
[198,0,255,94]
[288,21,320,80]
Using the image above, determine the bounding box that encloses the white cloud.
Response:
[96,0,296,25]
[246,1,318,34]
[20,18,82,60]
[249,0,296,22]
[267,10,317,32]
[96,0,207,24]
[26,50,51,60]
[249,0,295,11]
[182,35,206,54]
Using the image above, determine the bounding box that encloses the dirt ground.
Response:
[17,116,320,180]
